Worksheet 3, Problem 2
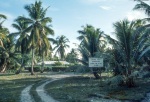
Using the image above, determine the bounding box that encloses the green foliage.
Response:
[66,64,90,73]
[53,61,63,66]
[53,35,70,60]
[105,19,150,87]
[107,75,124,86]
[27,66,41,72]
[66,49,78,63]
[77,25,107,79]
[15,1,54,74]
[133,0,150,17]
[51,66,68,72]
[77,25,106,65]
[0,27,22,72]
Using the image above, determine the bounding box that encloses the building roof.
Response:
[37,61,70,65]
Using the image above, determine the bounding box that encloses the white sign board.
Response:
[89,58,103,67]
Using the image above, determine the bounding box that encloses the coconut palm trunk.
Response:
[31,47,34,75]
[0,58,7,73]
[41,50,44,73]
[15,55,24,74]
[0,64,7,73]
[125,61,135,87]
[0,63,7,73]
[93,71,101,79]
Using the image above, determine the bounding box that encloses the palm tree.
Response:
[35,26,54,73]
[107,19,150,87]
[0,14,9,48]
[133,0,150,66]
[0,34,21,73]
[53,35,70,60]
[0,14,22,73]
[0,14,8,47]
[0,14,7,29]
[11,17,30,74]
[18,1,53,75]
[0,14,10,72]
[66,48,78,63]
[77,25,106,79]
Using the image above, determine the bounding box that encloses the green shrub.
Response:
[44,66,52,71]
[27,66,41,72]
[66,65,90,73]
[52,66,68,72]
[53,61,63,66]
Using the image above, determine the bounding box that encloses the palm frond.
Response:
[12,24,21,31]
[0,14,7,19]
[43,25,54,35]
[133,0,150,16]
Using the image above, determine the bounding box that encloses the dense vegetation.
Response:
[0,0,150,89]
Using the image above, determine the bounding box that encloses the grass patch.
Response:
[45,76,106,102]
[45,75,150,102]
[0,73,46,102]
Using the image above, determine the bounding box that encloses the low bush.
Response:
[66,65,90,73]
[53,61,63,66]
[27,66,41,72]
[26,66,69,72]
[51,66,68,72]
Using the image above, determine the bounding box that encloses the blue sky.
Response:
[0,0,147,51]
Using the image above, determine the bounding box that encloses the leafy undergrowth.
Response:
[106,78,150,101]
[0,73,46,102]
[45,75,150,102]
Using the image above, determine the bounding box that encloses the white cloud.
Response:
[99,6,111,10]
[126,11,146,21]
